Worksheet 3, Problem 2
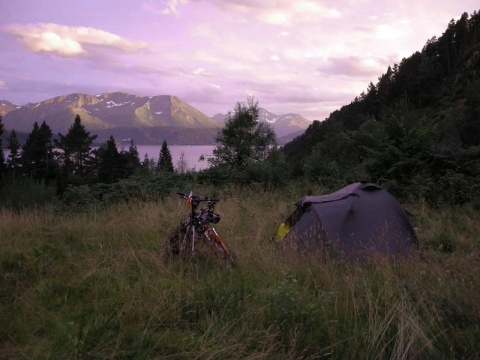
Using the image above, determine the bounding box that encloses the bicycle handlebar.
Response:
[176,192,219,203]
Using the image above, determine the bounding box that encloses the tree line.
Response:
[0,114,183,191]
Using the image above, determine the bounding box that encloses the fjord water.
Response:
[133,145,215,171]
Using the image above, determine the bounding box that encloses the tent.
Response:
[277,182,418,261]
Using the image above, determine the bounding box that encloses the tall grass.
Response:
[1,189,479,359]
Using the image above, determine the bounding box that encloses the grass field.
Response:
[1,188,479,359]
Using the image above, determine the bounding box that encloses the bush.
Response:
[0,174,58,210]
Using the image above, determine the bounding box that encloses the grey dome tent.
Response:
[278,182,418,261]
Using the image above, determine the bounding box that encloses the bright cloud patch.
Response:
[375,24,403,40]
[7,23,147,56]
[317,56,385,78]
[142,0,188,15]
[214,0,343,25]
[162,0,188,15]
[193,67,206,75]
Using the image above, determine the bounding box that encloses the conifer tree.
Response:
[96,135,121,183]
[119,139,141,177]
[55,114,97,182]
[21,121,56,181]
[157,140,174,173]
[6,129,21,171]
[0,115,4,179]
[141,153,152,174]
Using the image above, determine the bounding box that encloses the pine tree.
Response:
[0,115,4,179]
[119,139,141,177]
[6,129,21,171]
[55,114,97,183]
[96,135,121,183]
[21,121,56,181]
[141,153,152,174]
[157,140,174,173]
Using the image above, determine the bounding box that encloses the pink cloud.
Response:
[7,23,147,57]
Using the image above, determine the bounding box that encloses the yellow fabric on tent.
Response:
[275,222,291,241]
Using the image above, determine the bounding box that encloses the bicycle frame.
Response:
[175,192,235,266]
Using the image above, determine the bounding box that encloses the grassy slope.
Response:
[1,189,479,359]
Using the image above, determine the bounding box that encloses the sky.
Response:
[0,1,478,121]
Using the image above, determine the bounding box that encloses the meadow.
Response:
[1,186,479,359]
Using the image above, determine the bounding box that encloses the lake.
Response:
[133,145,215,171]
[3,145,216,171]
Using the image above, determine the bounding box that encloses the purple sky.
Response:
[1,1,478,120]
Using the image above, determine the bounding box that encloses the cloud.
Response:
[193,67,206,75]
[162,0,189,15]
[375,24,404,40]
[6,23,147,57]
[0,80,7,91]
[202,0,343,25]
[142,0,188,15]
[317,56,386,78]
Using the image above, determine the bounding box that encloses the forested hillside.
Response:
[282,11,480,204]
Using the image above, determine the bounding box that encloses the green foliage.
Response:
[460,79,480,146]
[356,100,433,185]
[303,121,362,189]
[20,121,58,183]
[250,150,289,189]
[6,129,21,171]
[59,172,202,209]
[157,140,174,173]
[0,115,4,177]
[0,174,58,210]
[211,97,277,167]
[55,114,98,186]
[118,139,142,178]
[95,135,122,183]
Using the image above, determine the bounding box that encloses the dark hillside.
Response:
[282,10,480,204]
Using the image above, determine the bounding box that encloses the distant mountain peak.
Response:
[0,99,19,117]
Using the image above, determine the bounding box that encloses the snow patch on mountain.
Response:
[106,100,131,108]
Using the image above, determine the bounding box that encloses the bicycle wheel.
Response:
[206,231,236,267]
[180,225,196,257]
[164,224,190,262]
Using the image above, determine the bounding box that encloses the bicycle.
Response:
[167,192,236,267]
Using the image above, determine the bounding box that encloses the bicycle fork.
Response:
[206,228,229,255]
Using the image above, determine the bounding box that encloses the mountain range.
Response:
[1,92,310,145]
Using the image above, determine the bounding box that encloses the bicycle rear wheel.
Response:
[206,231,236,267]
